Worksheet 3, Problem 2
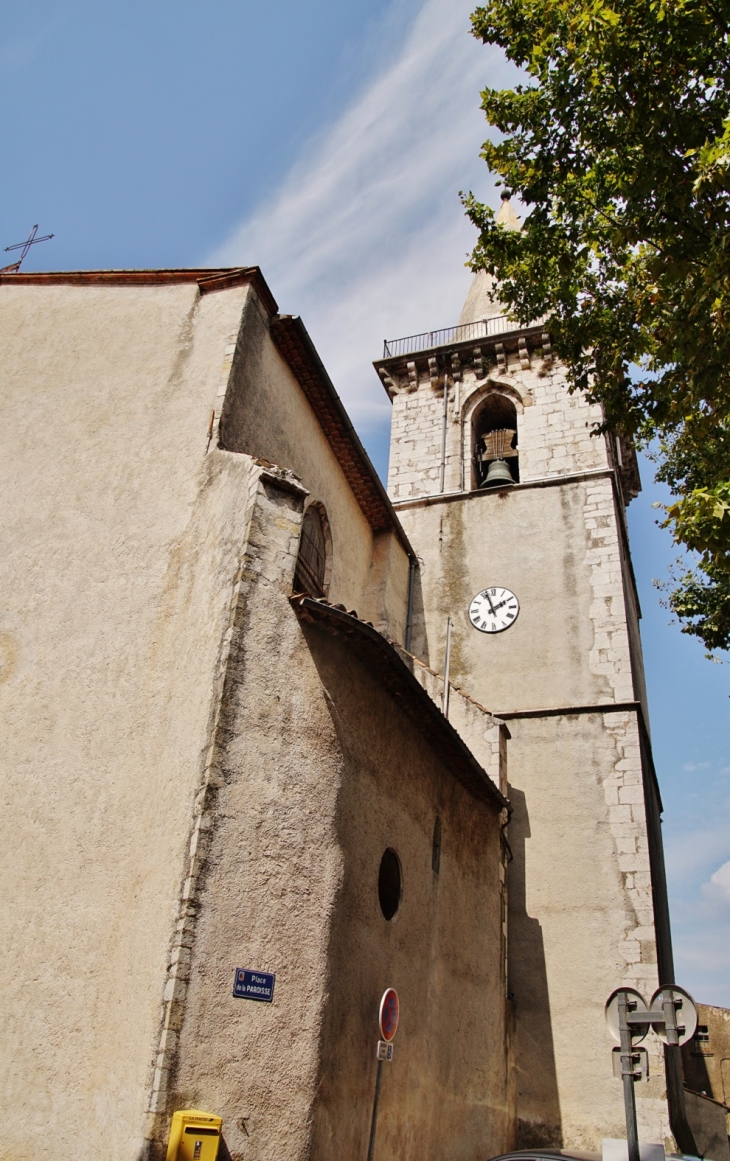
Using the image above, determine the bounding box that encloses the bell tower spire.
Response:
[459,193,522,326]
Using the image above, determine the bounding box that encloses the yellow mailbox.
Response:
[166,1109,222,1161]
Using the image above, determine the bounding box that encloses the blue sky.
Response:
[3,0,728,1005]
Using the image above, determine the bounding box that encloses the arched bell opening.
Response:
[293,502,331,598]
[472,392,519,488]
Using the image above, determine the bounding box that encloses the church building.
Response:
[0,215,717,1161]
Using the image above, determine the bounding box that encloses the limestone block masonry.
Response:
[374,317,682,1153]
[383,327,608,500]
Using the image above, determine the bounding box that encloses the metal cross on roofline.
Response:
[1,224,54,273]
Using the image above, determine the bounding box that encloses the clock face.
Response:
[469,587,520,634]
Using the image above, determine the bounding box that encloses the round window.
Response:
[378,848,402,921]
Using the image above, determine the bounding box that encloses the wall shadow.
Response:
[299,620,513,1160]
[681,1042,712,1100]
[507,786,563,1148]
[407,558,430,667]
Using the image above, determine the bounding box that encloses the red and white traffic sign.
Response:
[379,988,399,1042]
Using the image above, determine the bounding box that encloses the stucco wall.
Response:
[505,712,669,1150]
[393,644,509,795]
[167,471,512,1161]
[683,1091,730,1161]
[396,477,636,711]
[220,292,409,638]
[683,1003,730,1108]
[309,629,510,1161]
[0,278,411,1161]
[0,282,261,1161]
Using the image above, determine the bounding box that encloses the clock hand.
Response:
[485,593,497,616]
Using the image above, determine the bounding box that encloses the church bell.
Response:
[481,458,515,487]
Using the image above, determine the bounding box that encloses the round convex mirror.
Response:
[378,848,402,921]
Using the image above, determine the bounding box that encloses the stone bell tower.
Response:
[373,202,687,1153]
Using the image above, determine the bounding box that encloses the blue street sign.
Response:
[233,968,276,1003]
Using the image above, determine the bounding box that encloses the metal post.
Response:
[442,617,452,719]
[439,375,449,493]
[663,995,679,1047]
[459,404,465,493]
[618,993,641,1161]
[366,1058,384,1161]
[405,556,416,653]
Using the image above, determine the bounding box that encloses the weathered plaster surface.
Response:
[396,478,635,711]
[311,637,511,1161]
[682,1002,730,1109]
[220,291,409,638]
[0,281,412,1161]
[166,471,512,1161]
[393,645,509,796]
[681,1002,730,1158]
[505,713,669,1150]
[0,282,258,1161]
[682,1092,730,1161]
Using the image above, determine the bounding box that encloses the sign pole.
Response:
[366,1059,384,1161]
[607,984,698,1161]
[618,992,640,1161]
[365,988,399,1161]
[662,995,679,1047]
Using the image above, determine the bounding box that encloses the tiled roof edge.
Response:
[270,315,414,555]
[291,594,510,813]
[0,267,278,315]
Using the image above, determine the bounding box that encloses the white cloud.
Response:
[210,0,520,435]
[683,761,710,772]
[664,818,730,887]
[0,18,60,78]
[669,853,730,1006]
[209,0,730,1006]
[702,860,730,907]
[661,811,730,1004]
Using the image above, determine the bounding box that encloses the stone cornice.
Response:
[374,323,550,399]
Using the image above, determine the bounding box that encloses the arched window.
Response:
[473,393,519,487]
[293,504,328,598]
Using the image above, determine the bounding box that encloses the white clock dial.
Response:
[469,586,520,634]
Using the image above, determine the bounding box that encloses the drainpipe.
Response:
[442,616,452,718]
[439,371,449,493]
[405,554,417,652]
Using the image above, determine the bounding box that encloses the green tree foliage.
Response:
[464,0,730,653]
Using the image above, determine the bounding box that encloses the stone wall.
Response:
[0,280,260,1161]
[380,331,673,1152]
[221,291,410,638]
[165,469,513,1161]
[0,279,413,1161]
[382,337,607,502]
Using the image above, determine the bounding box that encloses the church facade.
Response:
[0,248,702,1160]
[0,268,511,1161]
